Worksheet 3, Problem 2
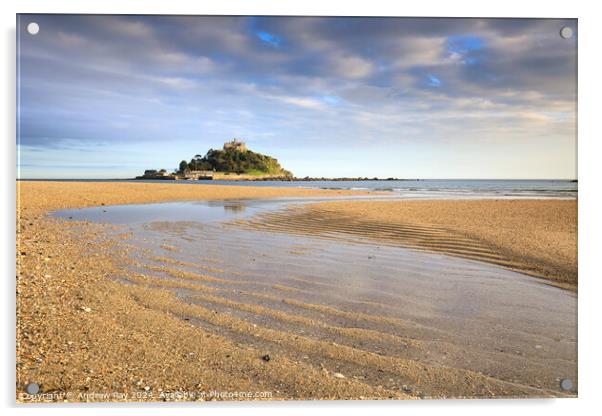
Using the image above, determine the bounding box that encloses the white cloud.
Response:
[331,54,374,79]
[273,95,326,110]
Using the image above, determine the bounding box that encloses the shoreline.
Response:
[16,181,367,215]
[18,178,577,181]
[16,181,577,401]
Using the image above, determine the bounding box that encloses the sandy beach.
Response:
[16,181,577,402]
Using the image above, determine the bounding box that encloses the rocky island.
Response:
[136,139,293,181]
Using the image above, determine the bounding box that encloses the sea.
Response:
[31,179,577,200]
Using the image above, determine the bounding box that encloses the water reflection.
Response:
[223,204,246,213]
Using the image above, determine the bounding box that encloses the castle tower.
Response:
[223,139,247,152]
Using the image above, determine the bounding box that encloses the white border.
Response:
[3,1,601,415]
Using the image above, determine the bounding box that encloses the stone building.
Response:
[223,139,247,152]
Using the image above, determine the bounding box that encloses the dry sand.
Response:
[245,199,577,289]
[16,181,576,402]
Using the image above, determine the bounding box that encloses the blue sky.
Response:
[17,15,577,179]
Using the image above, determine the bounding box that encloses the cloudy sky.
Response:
[17,15,577,179]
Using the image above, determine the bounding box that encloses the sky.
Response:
[17,15,577,179]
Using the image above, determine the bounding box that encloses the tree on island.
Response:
[179,160,189,173]
[178,140,292,177]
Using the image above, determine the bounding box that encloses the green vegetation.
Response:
[178,146,292,177]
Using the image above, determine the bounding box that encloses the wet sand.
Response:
[16,182,401,402]
[242,199,577,289]
[16,181,577,402]
[118,217,577,398]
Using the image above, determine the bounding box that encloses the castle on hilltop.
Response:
[136,137,293,181]
[223,139,247,152]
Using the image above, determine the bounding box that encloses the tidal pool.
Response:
[54,198,577,396]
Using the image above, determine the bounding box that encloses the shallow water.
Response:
[56,199,279,224]
[54,199,577,396]
[55,197,386,224]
